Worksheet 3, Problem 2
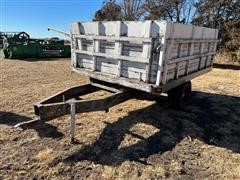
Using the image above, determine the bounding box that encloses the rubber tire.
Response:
[167,81,192,110]
[3,49,11,59]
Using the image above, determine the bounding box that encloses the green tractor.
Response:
[1,32,71,59]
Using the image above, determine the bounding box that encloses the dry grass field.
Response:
[0,58,240,179]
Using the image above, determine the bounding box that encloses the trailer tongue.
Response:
[15,80,135,142]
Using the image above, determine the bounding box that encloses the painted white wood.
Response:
[115,21,123,77]
[168,52,216,64]
[142,21,152,82]
[155,33,167,85]
[74,34,152,43]
[70,20,219,92]
[75,50,150,63]
[162,22,174,84]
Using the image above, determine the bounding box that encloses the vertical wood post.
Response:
[93,22,100,71]
[175,43,182,79]
[143,21,152,82]
[71,23,80,68]
[185,26,195,75]
[198,42,205,70]
[77,22,83,51]
[115,21,123,77]
[162,22,174,84]
[199,28,206,69]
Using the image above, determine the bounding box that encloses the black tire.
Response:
[167,81,192,110]
[3,49,12,59]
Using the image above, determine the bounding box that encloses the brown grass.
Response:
[214,50,240,65]
[36,148,54,163]
[0,57,240,179]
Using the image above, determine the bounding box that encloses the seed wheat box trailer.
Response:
[18,21,218,140]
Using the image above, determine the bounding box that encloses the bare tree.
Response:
[94,0,145,21]
[144,0,196,24]
[192,0,239,59]
[94,0,122,21]
[121,0,145,20]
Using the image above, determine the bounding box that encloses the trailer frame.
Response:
[15,80,137,141]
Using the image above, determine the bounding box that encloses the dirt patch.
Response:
[0,58,240,179]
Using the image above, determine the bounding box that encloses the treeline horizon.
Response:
[93,0,239,63]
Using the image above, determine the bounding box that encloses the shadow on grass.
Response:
[0,112,63,138]
[213,63,240,70]
[59,91,240,166]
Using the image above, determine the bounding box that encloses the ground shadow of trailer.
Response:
[0,112,63,138]
[1,91,239,167]
[56,91,240,166]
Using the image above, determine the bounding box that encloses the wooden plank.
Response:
[168,52,216,64]
[159,67,212,93]
[81,60,154,83]
[72,67,153,93]
[167,38,219,44]
[74,34,153,43]
[71,36,79,67]
[92,22,100,71]
[75,50,150,63]
[92,40,96,70]
[162,42,172,83]
[91,83,122,93]
[35,88,134,121]
[115,21,123,77]
[117,60,122,77]
[185,37,194,75]
[175,62,180,79]
[143,21,152,82]
[81,59,158,80]
[75,30,83,51]
[155,22,172,86]
[161,23,175,84]
[142,21,152,59]
[175,43,182,79]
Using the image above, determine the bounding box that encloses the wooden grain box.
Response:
[70,20,218,93]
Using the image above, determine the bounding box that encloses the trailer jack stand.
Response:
[18,82,133,141]
[70,103,76,142]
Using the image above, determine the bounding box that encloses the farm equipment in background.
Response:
[0,32,20,48]
[0,32,19,57]
[0,31,71,59]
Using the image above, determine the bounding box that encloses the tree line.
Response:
[94,0,239,63]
